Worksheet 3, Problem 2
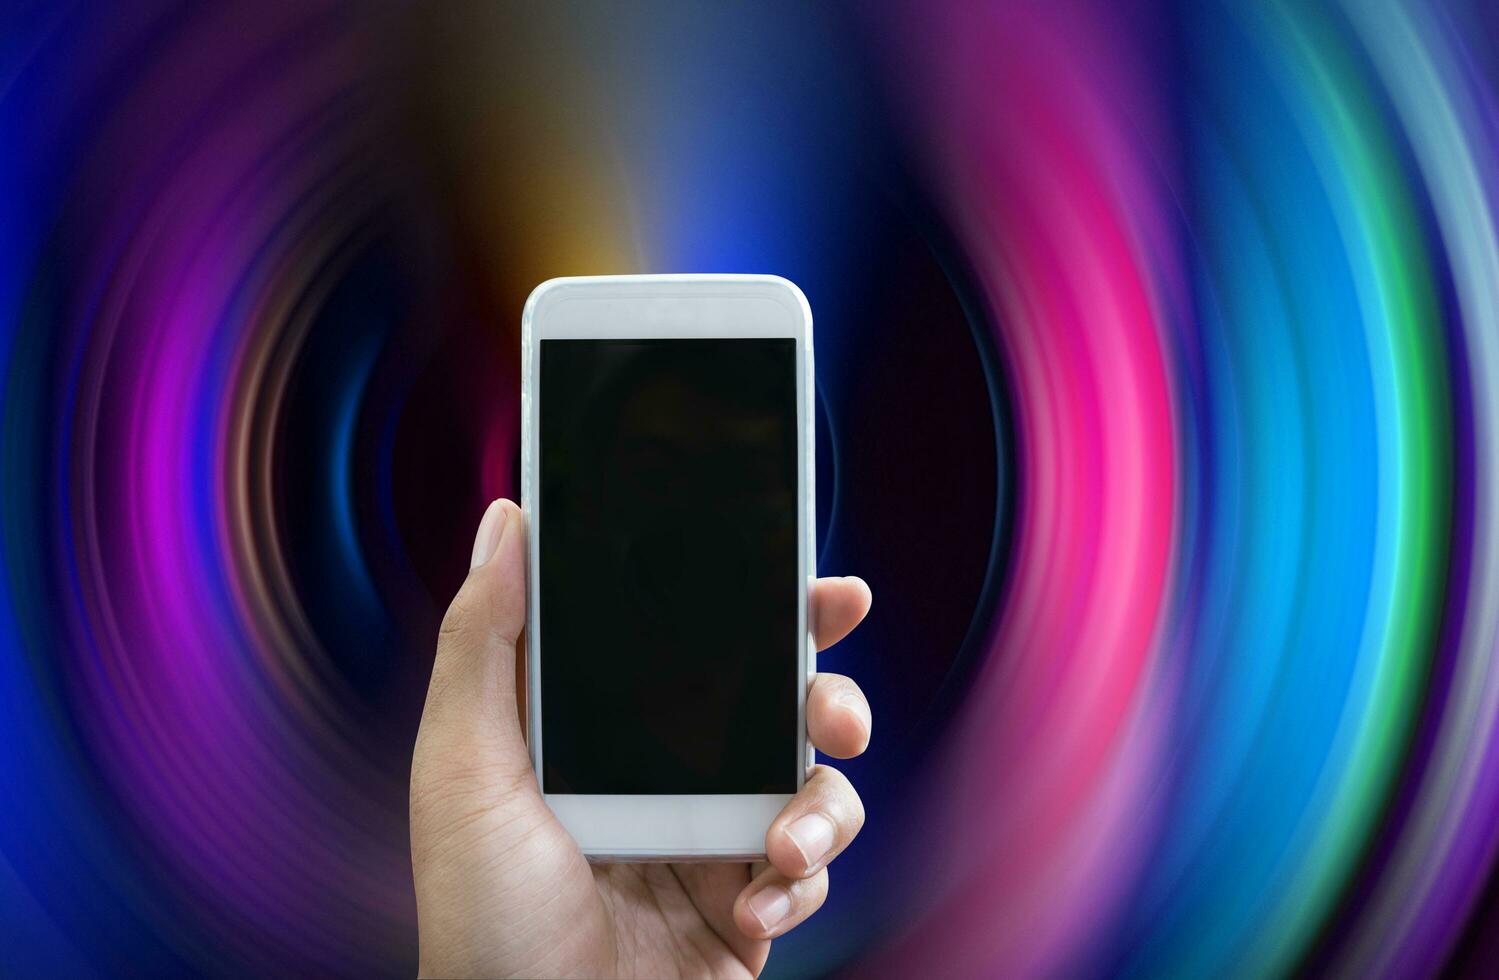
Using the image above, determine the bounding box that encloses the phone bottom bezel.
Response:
[545,793,791,861]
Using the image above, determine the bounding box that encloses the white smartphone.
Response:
[520,274,815,860]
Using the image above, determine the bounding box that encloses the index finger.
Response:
[811,576,872,651]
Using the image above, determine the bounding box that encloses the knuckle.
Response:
[845,787,866,833]
[440,577,524,647]
[809,765,863,834]
[794,869,830,913]
[438,589,478,640]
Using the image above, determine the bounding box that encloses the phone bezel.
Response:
[520,274,815,860]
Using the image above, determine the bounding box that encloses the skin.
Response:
[411,499,874,978]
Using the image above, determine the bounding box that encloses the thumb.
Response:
[417,498,531,776]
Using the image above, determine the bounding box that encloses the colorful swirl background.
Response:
[4,1,1499,976]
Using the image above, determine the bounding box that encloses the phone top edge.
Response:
[527,273,801,288]
[524,275,811,338]
[524,278,809,347]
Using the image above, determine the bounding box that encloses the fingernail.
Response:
[470,500,506,569]
[748,885,792,933]
[785,812,836,870]
[839,689,872,734]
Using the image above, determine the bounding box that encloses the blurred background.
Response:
[3,1,1499,976]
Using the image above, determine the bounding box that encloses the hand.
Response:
[410,499,874,978]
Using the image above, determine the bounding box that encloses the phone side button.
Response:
[806,740,816,772]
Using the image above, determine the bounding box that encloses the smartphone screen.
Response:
[538,338,799,795]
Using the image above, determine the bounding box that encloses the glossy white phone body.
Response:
[520,274,815,860]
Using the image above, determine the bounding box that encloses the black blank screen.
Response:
[539,338,798,794]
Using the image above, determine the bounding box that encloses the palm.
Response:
[414,776,767,979]
[591,862,766,978]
